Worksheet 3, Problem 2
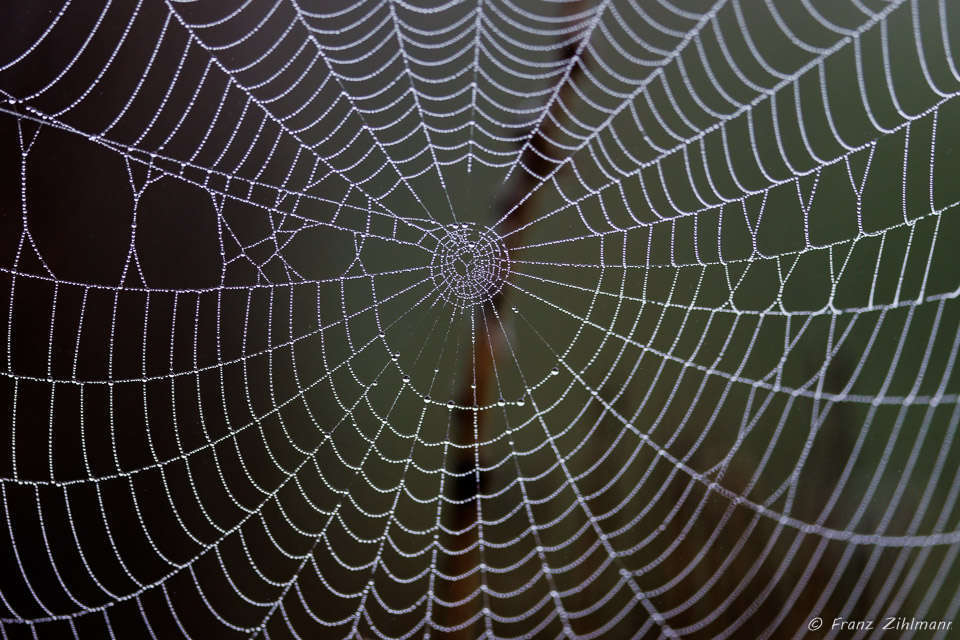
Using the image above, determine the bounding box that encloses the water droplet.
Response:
[424,395,431,403]
[402,375,410,382]
[447,400,455,408]
[517,398,526,407]
[550,367,559,376]
[497,398,506,407]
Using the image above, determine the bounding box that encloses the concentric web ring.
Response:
[1,1,960,639]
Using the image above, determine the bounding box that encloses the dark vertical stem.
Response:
[436,4,592,637]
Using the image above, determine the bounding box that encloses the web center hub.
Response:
[430,223,509,308]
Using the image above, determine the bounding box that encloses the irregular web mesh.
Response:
[1,0,960,638]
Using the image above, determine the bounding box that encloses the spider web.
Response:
[1,0,960,638]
